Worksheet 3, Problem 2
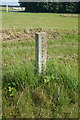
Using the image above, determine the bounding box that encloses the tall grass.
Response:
[2,30,78,118]
[2,58,78,118]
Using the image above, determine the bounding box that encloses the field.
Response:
[2,8,78,118]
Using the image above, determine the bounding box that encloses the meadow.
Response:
[2,8,78,118]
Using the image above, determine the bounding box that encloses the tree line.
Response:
[19,2,79,13]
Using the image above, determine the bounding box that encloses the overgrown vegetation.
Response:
[2,10,78,118]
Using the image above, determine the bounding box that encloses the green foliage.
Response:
[20,2,79,13]
[3,58,78,118]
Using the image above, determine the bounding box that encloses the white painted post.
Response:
[35,32,47,74]
[6,4,8,12]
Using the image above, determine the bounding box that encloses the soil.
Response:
[60,14,78,17]
[1,28,77,42]
[2,29,62,42]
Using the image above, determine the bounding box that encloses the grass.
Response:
[2,8,78,118]
[2,7,78,31]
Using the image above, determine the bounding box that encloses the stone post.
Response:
[35,32,47,74]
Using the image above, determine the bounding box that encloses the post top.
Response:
[36,32,46,35]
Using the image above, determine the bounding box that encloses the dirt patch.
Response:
[2,29,62,41]
[60,14,78,18]
[2,28,77,42]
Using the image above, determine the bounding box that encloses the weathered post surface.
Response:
[6,5,8,12]
[35,32,47,74]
